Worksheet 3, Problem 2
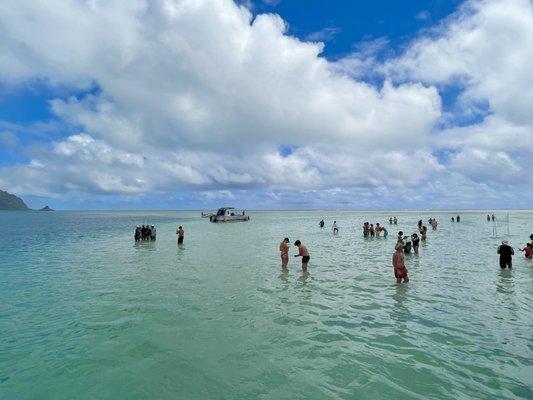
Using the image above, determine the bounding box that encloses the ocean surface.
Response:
[1,210,532,399]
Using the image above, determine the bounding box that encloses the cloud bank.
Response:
[0,0,531,208]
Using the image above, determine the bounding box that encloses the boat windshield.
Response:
[217,209,225,216]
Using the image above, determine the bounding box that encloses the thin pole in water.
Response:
[507,212,510,236]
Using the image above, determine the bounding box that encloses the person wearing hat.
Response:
[497,240,514,269]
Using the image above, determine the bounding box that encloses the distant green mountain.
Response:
[0,190,30,210]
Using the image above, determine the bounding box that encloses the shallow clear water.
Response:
[1,210,532,399]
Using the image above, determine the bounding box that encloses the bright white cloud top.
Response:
[0,0,531,208]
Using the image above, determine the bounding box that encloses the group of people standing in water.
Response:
[134,225,156,242]
[134,225,186,245]
[281,215,532,283]
[498,233,533,268]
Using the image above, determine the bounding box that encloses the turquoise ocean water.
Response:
[1,210,532,399]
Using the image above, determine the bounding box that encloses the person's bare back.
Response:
[294,240,310,271]
[298,244,309,257]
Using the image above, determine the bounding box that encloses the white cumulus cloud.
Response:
[0,0,531,208]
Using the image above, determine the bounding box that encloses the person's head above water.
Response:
[398,231,403,236]
[284,237,289,243]
[294,240,301,246]
[179,226,182,229]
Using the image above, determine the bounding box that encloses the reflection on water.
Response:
[297,270,311,284]
[278,269,290,285]
[497,268,515,294]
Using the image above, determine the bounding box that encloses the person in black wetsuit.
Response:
[497,241,514,269]
[319,219,325,228]
[403,240,412,254]
[134,226,141,242]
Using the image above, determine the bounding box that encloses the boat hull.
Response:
[209,215,250,222]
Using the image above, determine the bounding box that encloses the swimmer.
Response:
[294,240,310,271]
[279,237,290,268]
[487,214,491,221]
[332,221,339,235]
[451,217,455,222]
[393,243,409,283]
[411,233,420,254]
[518,243,532,259]
[431,219,438,230]
[150,225,156,241]
[456,215,460,222]
[389,217,393,225]
[393,217,398,225]
[176,226,184,245]
[370,224,375,237]
[497,240,514,268]
[491,214,495,221]
[417,219,423,229]
[319,219,325,228]
[375,223,381,237]
[381,227,388,237]
[134,225,141,242]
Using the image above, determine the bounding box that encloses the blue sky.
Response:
[0,0,531,210]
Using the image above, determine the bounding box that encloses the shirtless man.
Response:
[431,219,438,230]
[176,226,184,245]
[279,237,290,269]
[294,240,310,271]
[393,243,409,283]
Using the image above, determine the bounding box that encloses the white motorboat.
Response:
[209,207,250,222]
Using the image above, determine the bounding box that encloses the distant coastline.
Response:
[0,189,52,211]
[0,189,29,211]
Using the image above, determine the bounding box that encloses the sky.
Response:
[0,0,531,210]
